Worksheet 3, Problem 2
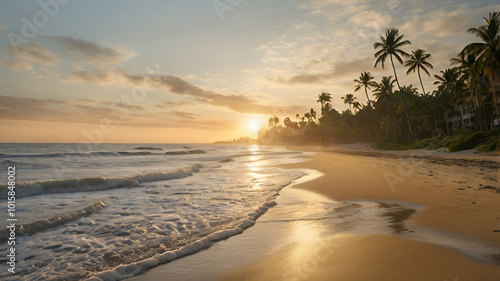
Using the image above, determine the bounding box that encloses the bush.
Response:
[448,134,478,152]
[476,136,498,152]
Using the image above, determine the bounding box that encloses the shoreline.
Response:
[278,146,500,246]
[124,145,500,280]
[218,146,500,280]
[123,169,325,281]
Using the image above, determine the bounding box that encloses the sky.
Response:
[0,0,499,143]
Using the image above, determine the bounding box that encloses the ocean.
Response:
[0,143,307,280]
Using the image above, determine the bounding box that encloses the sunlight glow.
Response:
[244,118,265,137]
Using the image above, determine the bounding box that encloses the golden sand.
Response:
[219,147,500,281]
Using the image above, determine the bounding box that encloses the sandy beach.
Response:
[125,145,500,281]
[217,146,500,281]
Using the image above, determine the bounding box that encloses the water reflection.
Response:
[246,152,265,189]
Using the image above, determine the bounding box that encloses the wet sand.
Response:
[218,146,500,281]
[125,146,500,281]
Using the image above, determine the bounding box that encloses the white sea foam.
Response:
[0,144,306,280]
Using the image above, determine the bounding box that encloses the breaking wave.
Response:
[0,164,203,199]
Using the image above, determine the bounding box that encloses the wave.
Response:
[164,149,207,155]
[134,147,163,150]
[0,151,162,158]
[0,149,210,159]
[0,164,203,199]
[0,201,106,243]
[1,159,48,169]
[89,195,279,281]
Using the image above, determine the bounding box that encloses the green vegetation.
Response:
[257,12,500,153]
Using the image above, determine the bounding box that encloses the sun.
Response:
[247,119,261,132]
[244,117,265,135]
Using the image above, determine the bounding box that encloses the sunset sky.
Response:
[1,0,499,143]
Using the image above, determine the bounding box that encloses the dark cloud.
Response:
[47,35,133,64]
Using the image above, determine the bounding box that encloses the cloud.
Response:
[148,74,306,115]
[47,35,134,64]
[349,10,392,30]
[298,0,372,19]
[0,95,237,130]
[159,101,194,107]
[0,60,33,71]
[270,57,377,85]
[167,111,196,120]
[69,68,112,85]
[0,96,70,122]
[0,25,6,30]
[14,42,57,66]
[66,66,307,115]
[400,4,498,38]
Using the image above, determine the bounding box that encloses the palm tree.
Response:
[373,76,403,140]
[354,72,378,107]
[374,27,415,139]
[323,103,332,114]
[374,28,411,89]
[373,76,397,104]
[304,112,312,123]
[352,101,362,113]
[341,93,357,114]
[433,68,460,94]
[463,12,500,126]
[317,92,332,116]
[434,68,460,134]
[452,52,484,130]
[405,49,433,95]
[310,108,317,121]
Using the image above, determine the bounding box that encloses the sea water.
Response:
[0,143,306,280]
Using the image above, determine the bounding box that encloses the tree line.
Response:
[258,12,500,146]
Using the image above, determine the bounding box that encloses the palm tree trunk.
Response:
[417,66,426,95]
[390,54,415,141]
[492,68,499,128]
[365,87,382,142]
[390,54,402,90]
[390,117,399,142]
[364,87,371,107]
[474,89,482,131]
[345,118,351,143]
[483,105,489,130]
[445,113,449,136]
[387,99,403,139]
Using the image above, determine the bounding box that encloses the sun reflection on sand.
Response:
[286,220,327,276]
